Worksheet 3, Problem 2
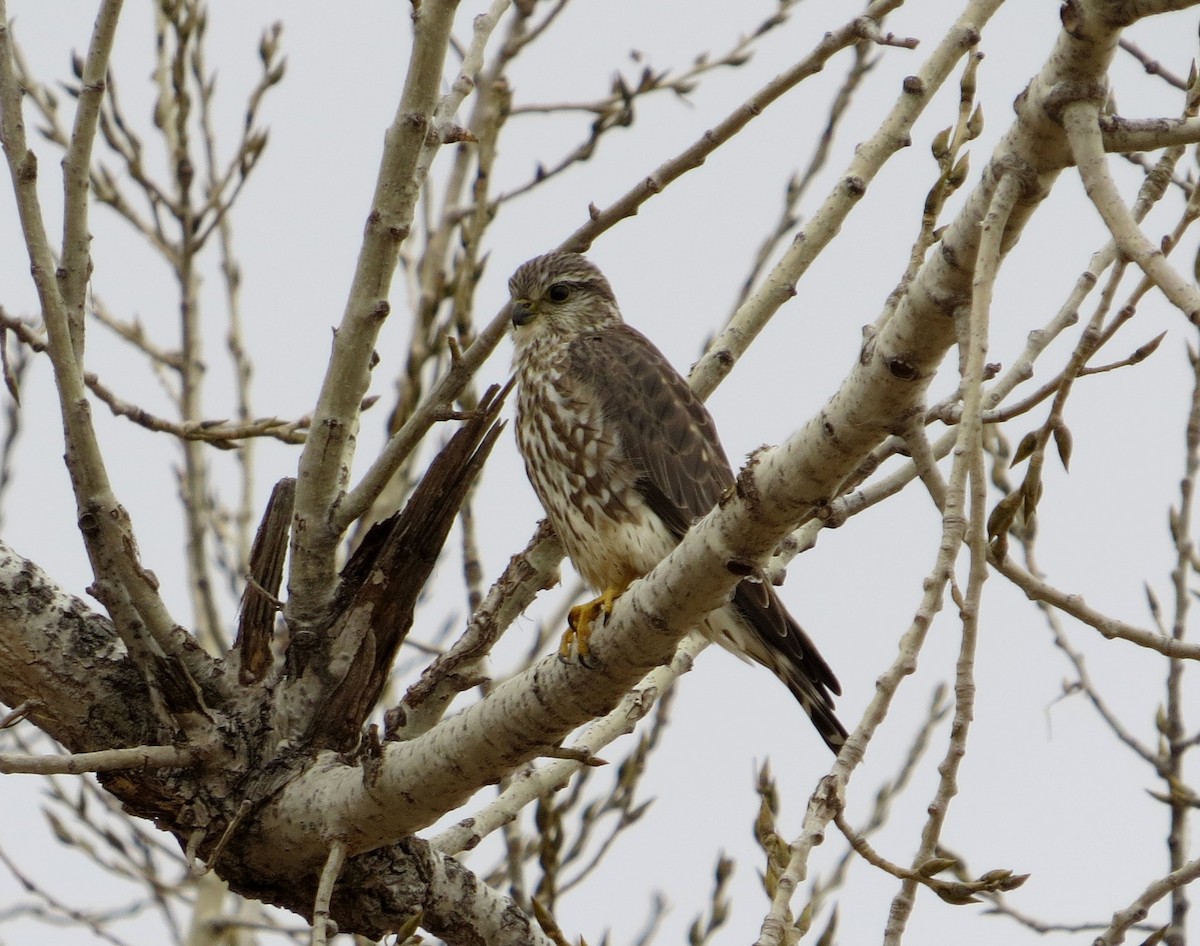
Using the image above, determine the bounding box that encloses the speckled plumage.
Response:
[508,251,845,751]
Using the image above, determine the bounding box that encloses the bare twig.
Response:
[882,169,1019,946]
[560,2,912,255]
[1065,100,1200,322]
[84,371,307,445]
[311,839,347,946]
[1120,37,1188,90]
[1094,856,1200,946]
[0,744,199,775]
[994,556,1200,660]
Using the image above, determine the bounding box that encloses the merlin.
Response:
[508,251,845,751]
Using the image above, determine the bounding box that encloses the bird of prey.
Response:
[507,251,845,751]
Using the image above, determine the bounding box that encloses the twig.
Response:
[730,37,877,315]
[994,556,1200,660]
[1159,326,1200,940]
[59,0,126,354]
[84,371,307,445]
[194,17,285,614]
[1093,856,1200,946]
[0,844,139,946]
[1120,37,1188,90]
[498,0,810,207]
[0,699,42,729]
[202,799,253,875]
[1065,100,1200,322]
[311,839,347,946]
[984,895,1145,935]
[900,416,949,511]
[886,171,1017,945]
[0,744,198,775]
[560,1,912,255]
[810,685,949,911]
[1035,568,1161,771]
[689,0,981,403]
[834,811,1026,904]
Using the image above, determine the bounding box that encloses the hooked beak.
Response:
[509,299,535,327]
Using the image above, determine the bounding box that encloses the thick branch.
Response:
[0,541,553,944]
[0,542,166,750]
[287,0,463,631]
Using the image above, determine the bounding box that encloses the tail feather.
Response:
[710,581,845,753]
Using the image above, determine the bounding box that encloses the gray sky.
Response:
[1,1,1198,943]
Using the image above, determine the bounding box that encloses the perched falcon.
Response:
[507,251,845,751]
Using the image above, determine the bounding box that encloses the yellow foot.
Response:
[561,586,623,661]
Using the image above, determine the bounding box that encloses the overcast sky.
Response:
[2,2,1199,944]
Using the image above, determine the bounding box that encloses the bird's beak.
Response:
[509,299,535,327]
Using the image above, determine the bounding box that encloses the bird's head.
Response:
[506,252,622,347]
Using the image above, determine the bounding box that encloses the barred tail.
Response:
[710,582,846,753]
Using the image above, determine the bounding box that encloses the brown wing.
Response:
[567,325,844,749]
[567,324,733,537]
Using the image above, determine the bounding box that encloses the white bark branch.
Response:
[0,744,198,775]
[287,0,463,631]
[1065,99,1200,321]
[59,0,125,355]
[1101,114,1200,152]
[310,839,346,946]
[429,631,708,855]
[0,0,201,709]
[690,0,1006,399]
[1093,855,1200,946]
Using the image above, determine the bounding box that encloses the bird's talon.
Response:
[563,604,595,660]
[561,588,622,662]
[577,648,599,670]
[557,625,579,661]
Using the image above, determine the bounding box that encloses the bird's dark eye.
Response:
[547,283,570,303]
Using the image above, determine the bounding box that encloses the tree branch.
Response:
[287,0,463,632]
[689,0,998,401]
[0,744,199,775]
[59,0,125,355]
[1066,99,1200,322]
[0,0,205,716]
[1093,855,1200,946]
[559,0,911,256]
